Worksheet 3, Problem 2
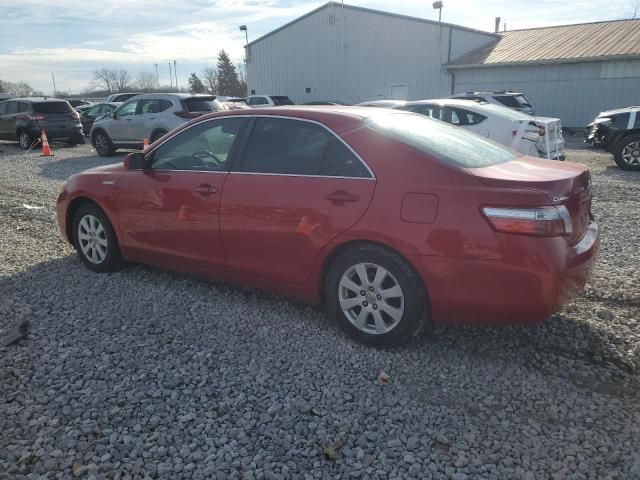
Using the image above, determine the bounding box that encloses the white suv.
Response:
[90,93,225,156]
[245,95,294,108]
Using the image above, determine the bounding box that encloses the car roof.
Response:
[4,97,69,103]
[132,93,218,99]
[406,98,533,119]
[456,91,525,96]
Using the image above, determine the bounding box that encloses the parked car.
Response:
[0,97,84,148]
[57,107,598,346]
[356,100,407,108]
[90,94,225,156]
[80,102,121,135]
[75,104,94,115]
[303,101,350,106]
[396,99,565,160]
[246,95,294,107]
[67,99,91,108]
[450,91,535,115]
[585,106,640,171]
[103,92,141,103]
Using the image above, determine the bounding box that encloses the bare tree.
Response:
[201,67,218,94]
[136,71,157,92]
[627,0,640,18]
[115,70,131,92]
[92,68,117,93]
[4,81,35,97]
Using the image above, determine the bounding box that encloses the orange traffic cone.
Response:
[143,138,149,149]
[41,131,53,156]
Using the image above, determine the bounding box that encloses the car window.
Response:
[6,102,18,114]
[365,112,517,168]
[33,102,72,114]
[183,97,219,112]
[251,97,268,105]
[87,105,102,116]
[150,117,246,171]
[117,100,138,117]
[139,99,164,115]
[272,96,294,106]
[240,117,370,177]
[0,102,7,115]
[159,99,173,111]
[458,109,486,126]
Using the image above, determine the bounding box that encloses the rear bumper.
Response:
[408,222,600,325]
[27,124,84,140]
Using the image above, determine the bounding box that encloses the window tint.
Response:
[365,112,517,168]
[33,102,72,114]
[272,96,294,106]
[458,109,486,125]
[240,118,370,178]
[139,99,165,114]
[0,102,7,115]
[159,99,173,111]
[117,100,138,117]
[151,118,245,171]
[495,95,532,108]
[183,97,219,112]
[87,105,102,116]
[250,97,268,105]
[6,102,18,114]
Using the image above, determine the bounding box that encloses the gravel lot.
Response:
[1,137,639,480]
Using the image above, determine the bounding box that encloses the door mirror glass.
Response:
[126,152,146,170]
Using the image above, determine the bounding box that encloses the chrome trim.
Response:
[146,113,376,180]
[229,171,375,180]
[147,169,228,174]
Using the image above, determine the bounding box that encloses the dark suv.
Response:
[0,97,85,149]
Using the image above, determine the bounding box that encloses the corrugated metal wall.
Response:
[453,61,640,127]
[247,4,495,105]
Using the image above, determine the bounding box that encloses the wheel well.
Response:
[65,197,100,246]
[150,129,167,141]
[318,240,429,306]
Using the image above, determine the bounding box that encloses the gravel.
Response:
[1,137,639,479]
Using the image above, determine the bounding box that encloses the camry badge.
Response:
[553,195,569,202]
[102,180,115,185]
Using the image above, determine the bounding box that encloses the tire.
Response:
[613,134,640,171]
[325,244,428,347]
[18,130,33,150]
[151,130,167,142]
[72,204,125,273]
[93,130,116,157]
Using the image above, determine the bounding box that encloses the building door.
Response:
[389,84,408,100]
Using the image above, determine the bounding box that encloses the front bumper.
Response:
[408,222,600,326]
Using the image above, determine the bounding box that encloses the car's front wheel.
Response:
[93,131,115,157]
[72,204,125,273]
[18,130,33,150]
[614,134,640,171]
[325,244,428,347]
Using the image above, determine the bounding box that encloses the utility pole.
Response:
[173,60,178,91]
[51,73,57,96]
[154,63,159,88]
[168,62,173,89]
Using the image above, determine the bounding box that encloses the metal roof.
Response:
[248,1,497,47]
[448,19,640,68]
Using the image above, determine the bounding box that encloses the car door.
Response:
[109,99,139,142]
[81,104,102,133]
[130,98,161,141]
[0,101,10,138]
[220,116,376,284]
[116,116,247,270]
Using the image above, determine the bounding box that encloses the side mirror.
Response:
[110,111,117,119]
[125,152,146,170]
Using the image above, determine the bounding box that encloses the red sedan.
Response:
[57,107,599,346]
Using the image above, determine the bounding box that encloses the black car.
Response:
[0,97,85,149]
[79,102,121,135]
[585,106,640,171]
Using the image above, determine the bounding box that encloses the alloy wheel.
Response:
[338,262,405,335]
[95,133,109,155]
[19,132,30,149]
[77,214,108,264]
[621,141,640,166]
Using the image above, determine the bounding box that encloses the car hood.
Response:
[82,163,126,175]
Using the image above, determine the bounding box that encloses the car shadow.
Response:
[38,153,127,180]
[602,165,640,181]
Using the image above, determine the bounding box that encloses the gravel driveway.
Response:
[1,138,639,480]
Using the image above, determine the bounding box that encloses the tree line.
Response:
[0,79,42,97]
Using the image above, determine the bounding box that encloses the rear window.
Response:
[495,95,532,108]
[33,102,72,114]
[365,112,518,168]
[183,97,220,112]
[272,96,294,106]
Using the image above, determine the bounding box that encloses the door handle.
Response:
[193,184,218,196]
[323,190,359,205]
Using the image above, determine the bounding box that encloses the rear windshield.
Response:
[365,112,518,168]
[183,97,220,112]
[272,96,294,106]
[495,95,532,108]
[33,102,72,114]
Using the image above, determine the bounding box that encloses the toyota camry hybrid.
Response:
[57,107,599,346]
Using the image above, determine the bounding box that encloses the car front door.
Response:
[116,117,247,269]
[0,101,10,139]
[129,99,161,142]
[81,105,102,134]
[220,116,376,284]
[109,100,139,143]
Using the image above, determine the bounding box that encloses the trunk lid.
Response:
[469,156,593,244]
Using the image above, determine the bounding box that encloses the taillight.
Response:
[27,114,45,121]
[482,206,573,237]
[69,111,80,121]
[174,110,201,119]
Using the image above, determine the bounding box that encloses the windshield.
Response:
[365,112,518,168]
[272,96,294,106]
[33,102,73,114]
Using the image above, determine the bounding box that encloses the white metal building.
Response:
[247,2,640,127]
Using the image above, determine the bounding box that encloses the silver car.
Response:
[90,93,225,157]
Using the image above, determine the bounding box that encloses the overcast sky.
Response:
[0,0,632,94]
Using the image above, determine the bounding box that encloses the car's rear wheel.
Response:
[614,134,640,171]
[93,131,115,157]
[18,130,33,150]
[72,204,125,273]
[151,130,167,142]
[325,244,428,347]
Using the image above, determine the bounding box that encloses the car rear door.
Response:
[219,116,375,284]
[0,101,10,138]
[116,116,248,270]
